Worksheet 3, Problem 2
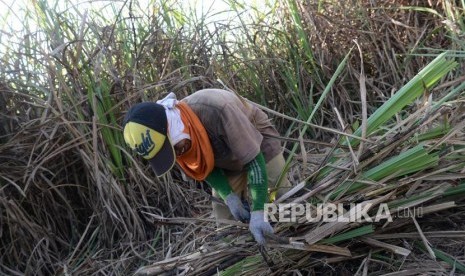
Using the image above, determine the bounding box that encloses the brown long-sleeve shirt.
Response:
[182,89,282,174]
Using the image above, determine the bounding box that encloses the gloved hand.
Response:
[225,193,250,222]
[249,210,274,245]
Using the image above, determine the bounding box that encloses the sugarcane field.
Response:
[2,0,465,275]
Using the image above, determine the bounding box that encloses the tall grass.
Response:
[1,0,465,275]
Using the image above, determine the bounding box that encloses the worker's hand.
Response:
[225,193,250,222]
[249,210,273,245]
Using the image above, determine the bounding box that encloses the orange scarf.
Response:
[175,102,214,181]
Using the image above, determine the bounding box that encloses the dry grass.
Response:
[1,0,465,275]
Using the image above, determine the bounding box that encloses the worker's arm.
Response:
[246,152,268,211]
[205,151,268,211]
[205,168,250,222]
[246,152,274,245]
[205,168,233,200]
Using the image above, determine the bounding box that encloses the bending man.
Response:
[122,88,291,245]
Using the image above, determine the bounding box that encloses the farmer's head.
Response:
[122,102,176,176]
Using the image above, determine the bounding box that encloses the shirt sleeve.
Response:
[205,167,233,200]
[246,152,268,211]
[220,103,263,166]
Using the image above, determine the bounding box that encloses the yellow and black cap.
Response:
[122,102,175,177]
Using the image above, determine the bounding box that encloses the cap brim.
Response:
[148,138,175,177]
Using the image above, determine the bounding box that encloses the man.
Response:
[122,88,291,245]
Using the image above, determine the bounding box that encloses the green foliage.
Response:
[320,225,374,244]
[417,242,465,273]
[220,255,262,276]
[1,0,465,275]
[331,144,439,199]
[350,52,457,144]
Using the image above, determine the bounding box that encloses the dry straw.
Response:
[1,0,465,275]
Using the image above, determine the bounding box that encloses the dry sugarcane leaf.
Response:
[268,242,352,256]
[303,191,395,244]
[275,180,306,203]
[371,230,465,240]
[412,216,435,259]
[135,245,234,275]
[360,237,411,256]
